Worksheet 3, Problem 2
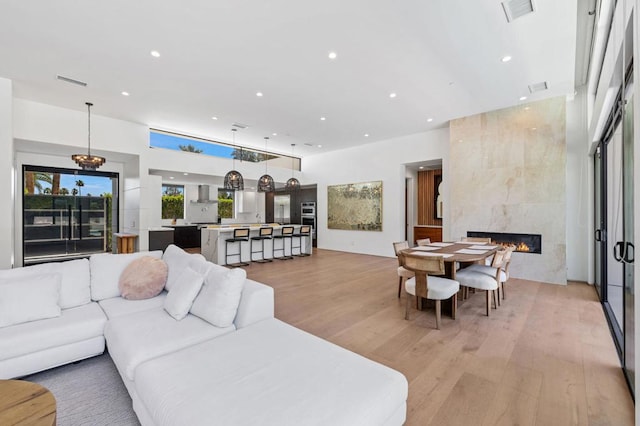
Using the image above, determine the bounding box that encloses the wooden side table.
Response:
[114,233,138,254]
[0,380,56,425]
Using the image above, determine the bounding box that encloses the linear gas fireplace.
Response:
[467,231,542,254]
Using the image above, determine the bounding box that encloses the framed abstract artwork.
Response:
[327,181,382,231]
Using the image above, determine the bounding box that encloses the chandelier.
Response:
[285,143,300,190]
[257,136,275,192]
[223,128,244,191]
[71,102,106,170]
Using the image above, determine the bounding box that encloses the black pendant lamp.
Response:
[224,128,244,191]
[285,143,300,190]
[71,102,106,170]
[257,136,275,192]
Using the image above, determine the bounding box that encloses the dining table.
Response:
[401,241,500,305]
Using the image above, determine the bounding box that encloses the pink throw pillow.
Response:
[119,256,168,300]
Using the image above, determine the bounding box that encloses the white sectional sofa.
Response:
[0,245,408,425]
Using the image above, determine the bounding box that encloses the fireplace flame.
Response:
[493,241,530,252]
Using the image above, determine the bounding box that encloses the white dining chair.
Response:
[455,249,507,316]
[400,252,460,329]
[392,241,414,298]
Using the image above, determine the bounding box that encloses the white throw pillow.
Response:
[164,267,204,320]
[0,273,62,327]
[191,267,246,328]
[90,251,163,301]
[0,258,90,309]
[163,245,210,291]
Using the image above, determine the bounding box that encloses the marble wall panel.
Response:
[450,97,567,285]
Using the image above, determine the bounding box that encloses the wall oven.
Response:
[301,202,316,216]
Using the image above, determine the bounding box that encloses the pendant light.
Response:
[257,136,275,192]
[71,102,106,170]
[285,143,300,190]
[224,128,244,191]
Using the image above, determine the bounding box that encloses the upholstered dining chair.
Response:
[416,238,431,246]
[392,241,414,298]
[455,249,507,316]
[465,245,515,300]
[400,252,460,329]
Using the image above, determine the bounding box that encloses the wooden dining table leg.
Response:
[451,293,457,320]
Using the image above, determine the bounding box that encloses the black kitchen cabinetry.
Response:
[171,226,200,249]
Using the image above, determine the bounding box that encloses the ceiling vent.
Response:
[528,81,548,93]
[56,74,87,87]
[232,122,249,129]
[502,0,536,22]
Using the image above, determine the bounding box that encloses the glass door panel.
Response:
[23,166,118,265]
[594,145,604,299]
[606,122,624,331]
[622,93,635,393]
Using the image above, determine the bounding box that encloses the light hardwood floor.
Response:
[242,248,634,426]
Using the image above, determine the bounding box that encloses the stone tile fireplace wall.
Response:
[450,97,567,285]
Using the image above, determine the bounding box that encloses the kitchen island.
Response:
[201,224,312,265]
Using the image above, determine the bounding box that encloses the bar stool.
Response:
[273,226,294,260]
[251,227,274,263]
[225,228,250,267]
[291,225,311,257]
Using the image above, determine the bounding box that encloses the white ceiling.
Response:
[0,0,577,157]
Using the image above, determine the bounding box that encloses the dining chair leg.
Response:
[398,277,402,298]
[493,289,499,308]
[451,294,457,320]
[435,300,441,330]
[405,293,411,320]
[486,290,491,316]
[502,282,506,299]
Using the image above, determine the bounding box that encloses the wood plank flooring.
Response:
[242,248,634,426]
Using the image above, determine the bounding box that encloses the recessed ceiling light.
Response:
[272,133,277,136]
[501,55,512,62]
[150,50,160,58]
[317,144,322,148]
[427,118,433,122]
[211,116,218,120]
[519,96,527,101]
[328,51,337,60]
[183,173,189,176]
[389,93,397,98]
[419,166,424,170]
[169,176,174,180]
[364,134,369,137]
[256,92,263,97]
[121,91,130,96]
[320,117,326,121]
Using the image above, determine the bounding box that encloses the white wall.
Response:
[565,87,590,282]
[0,78,14,268]
[303,128,449,257]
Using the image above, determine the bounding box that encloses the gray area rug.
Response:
[23,353,139,426]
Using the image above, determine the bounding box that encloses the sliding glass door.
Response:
[23,166,118,265]
[593,77,635,396]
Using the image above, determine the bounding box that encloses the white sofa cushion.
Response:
[162,245,210,292]
[405,276,460,300]
[0,258,90,309]
[191,267,245,328]
[134,318,408,426]
[104,308,235,381]
[0,273,61,328]
[98,292,167,319]
[164,267,204,320]
[0,302,106,362]
[90,251,163,301]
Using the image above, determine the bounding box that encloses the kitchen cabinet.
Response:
[171,226,200,249]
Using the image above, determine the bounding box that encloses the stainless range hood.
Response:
[190,185,217,204]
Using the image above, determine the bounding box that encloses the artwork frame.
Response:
[327,181,382,231]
